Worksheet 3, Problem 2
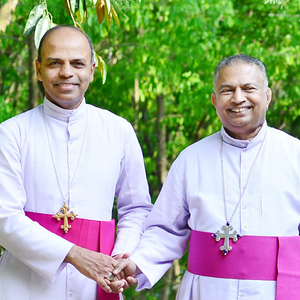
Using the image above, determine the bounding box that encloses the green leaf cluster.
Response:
[23,2,53,49]
[2,0,300,299]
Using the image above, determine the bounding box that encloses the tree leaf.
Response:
[111,5,120,27]
[70,0,77,13]
[34,15,51,49]
[95,52,107,84]
[75,0,80,12]
[75,10,82,22]
[79,0,86,22]
[74,22,84,31]
[23,4,45,36]
[104,1,111,31]
[104,0,111,15]
[95,1,105,24]
[75,0,85,22]
[64,0,72,16]
[83,0,87,19]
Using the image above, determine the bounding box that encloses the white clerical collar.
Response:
[221,122,268,149]
[42,97,87,122]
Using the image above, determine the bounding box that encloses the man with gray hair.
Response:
[111,54,300,300]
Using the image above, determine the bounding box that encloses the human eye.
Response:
[48,60,60,67]
[72,60,86,68]
[220,88,233,94]
[244,86,256,92]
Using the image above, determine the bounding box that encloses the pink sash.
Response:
[188,230,300,300]
[25,211,119,300]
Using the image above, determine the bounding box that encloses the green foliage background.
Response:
[1,0,300,299]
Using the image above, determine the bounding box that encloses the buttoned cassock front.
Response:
[131,123,300,300]
[0,98,152,300]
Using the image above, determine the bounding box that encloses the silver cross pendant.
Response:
[213,223,241,255]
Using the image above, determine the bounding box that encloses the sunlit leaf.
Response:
[75,10,82,22]
[34,15,51,49]
[23,4,45,36]
[83,0,87,18]
[74,22,84,31]
[104,0,111,15]
[111,5,120,27]
[95,52,107,84]
[75,0,85,22]
[70,0,77,13]
[75,0,80,11]
[95,1,105,24]
[104,1,111,31]
[79,0,86,22]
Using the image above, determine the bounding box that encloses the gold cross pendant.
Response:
[53,203,78,233]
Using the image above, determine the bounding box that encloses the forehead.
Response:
[41,28,91,61]
[217,63,264,86]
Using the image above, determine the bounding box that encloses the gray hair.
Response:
[37,25,95,65]
[213,54,269,91]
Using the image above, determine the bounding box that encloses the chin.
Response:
[55,97,83,109]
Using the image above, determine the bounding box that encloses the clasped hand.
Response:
[107,257,138,293]
[65,246,138,294]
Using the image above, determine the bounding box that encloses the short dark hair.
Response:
[37,25,95,64]
[213,54,269,91]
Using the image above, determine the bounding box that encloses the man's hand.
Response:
[64,245,117,293]
[108,259,139,293]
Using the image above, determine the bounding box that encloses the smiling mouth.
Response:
[230,107,250,113]
[55,83,78,91]
[57,83,76,87]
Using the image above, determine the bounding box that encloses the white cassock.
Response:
[131,123,300,300]
[0,98,152,300]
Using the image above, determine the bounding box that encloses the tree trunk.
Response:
[156,94,167,188]
[161,266,173,300]
[27,34,39,109]
[133,76,139,131]
[156,94,179,299]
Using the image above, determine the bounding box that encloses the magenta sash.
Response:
[188,230,300,300]
[25,211,119,300]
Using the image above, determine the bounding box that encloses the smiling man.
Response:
[35,26,95,109]
[211,55,272,140]
[111,55,300,300]
[0,25,152,300]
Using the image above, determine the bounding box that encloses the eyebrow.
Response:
[219,82,259,89]
[45,57,88,63]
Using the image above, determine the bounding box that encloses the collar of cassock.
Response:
[42,97,87,123]
[221,121,267,150]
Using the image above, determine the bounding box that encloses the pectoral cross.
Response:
[53,203,78,233]
[213,223,241,255]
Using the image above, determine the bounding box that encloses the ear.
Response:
[211,93,217,108]
[35,60,43,82]
[89,62,96,83]
[266,87,272,110]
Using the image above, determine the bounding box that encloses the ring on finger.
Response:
[107,272,115,281]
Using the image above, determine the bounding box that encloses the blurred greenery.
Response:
[1,0,299,298]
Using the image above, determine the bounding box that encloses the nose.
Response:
[231,88,246,103]
[59,63,73,77]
